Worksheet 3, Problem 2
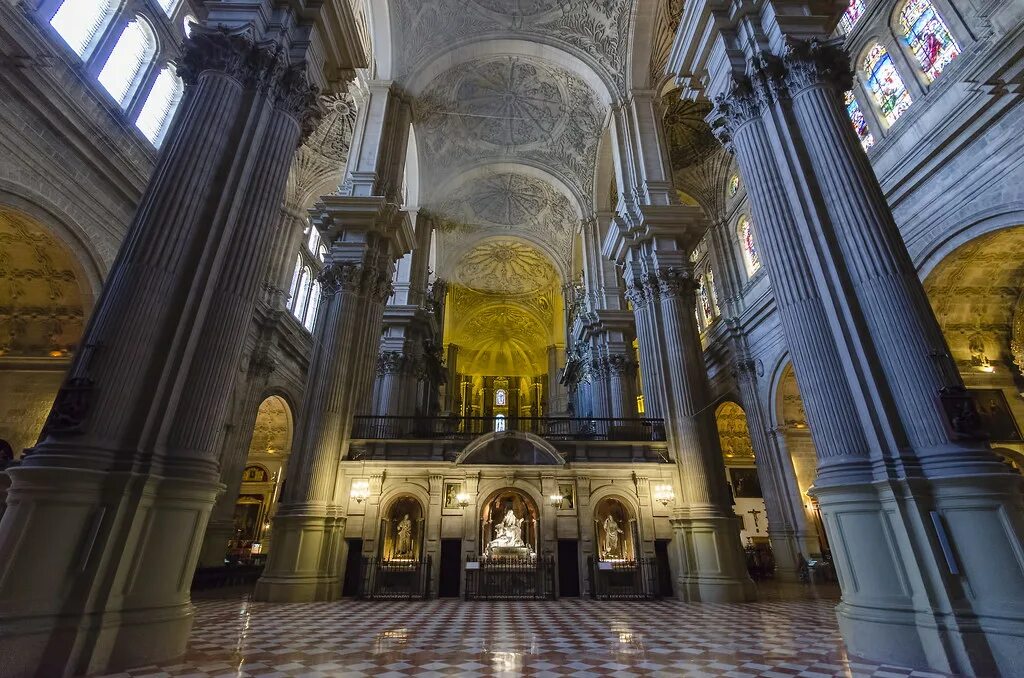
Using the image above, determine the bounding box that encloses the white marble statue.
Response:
[603,515,624,558]
[489,507,526,549]
[395,514,413,557]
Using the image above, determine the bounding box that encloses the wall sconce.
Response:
[549,493,564,509]
[351,479,371,504]
[456,492,471,509]
[653,484,676,507]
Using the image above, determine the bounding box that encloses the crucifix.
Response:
[747,509,763,533]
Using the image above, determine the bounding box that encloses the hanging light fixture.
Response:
[456,492,471,508]
[549,493,564,509]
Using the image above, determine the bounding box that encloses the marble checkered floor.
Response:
[96,588,953,678]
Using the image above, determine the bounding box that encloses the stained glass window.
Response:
[728,175,740,197]
[899,0,960,82]
[844,91,875,150]
[863,44,913,125]
[837,0,866,35]
[495,388,507,406]
[738,216,761,277]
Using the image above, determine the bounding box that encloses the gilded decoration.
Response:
[0,207,85,358]
[248,396,292,457]
[453,240,558,297]
[716,402,755,463]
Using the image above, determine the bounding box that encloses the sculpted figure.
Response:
[395,514,413,557]
[603,515,624,557]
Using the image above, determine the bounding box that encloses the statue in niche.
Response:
[490,506,526,549]
[602,515,625,559]
[395,514,413,558]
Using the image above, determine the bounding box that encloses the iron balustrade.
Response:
[352,416,666,442]
[464,555,556,600]
[360,556,432,599]
[588,557,661,600]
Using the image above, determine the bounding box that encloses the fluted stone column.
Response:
[606,354,639,419]
[672,4,1024,669]
[255,197,412,602]
[608,207,754,602]
[0,22,321,676]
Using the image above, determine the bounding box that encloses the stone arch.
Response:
[914,207,1024,278]
[247,395,294,458]
[0,204,102,457]
[365,0,394,79]
[625,0,664,91]
[479,485,541,556]
[455,431,566,466]
[594,126,617,213]
[433,162,586,224]
[404,38,616,107]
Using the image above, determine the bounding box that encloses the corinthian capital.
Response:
[318,258,393,302]
[178,25,322,140]
[377,351,406,376]
[782,39,853,95]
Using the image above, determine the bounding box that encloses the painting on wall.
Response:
[557,482,575,509]
[443,482,462,509]
[729,467,763,499]
[971,389,1023,442]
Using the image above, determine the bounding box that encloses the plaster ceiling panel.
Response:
[0,207,85,358]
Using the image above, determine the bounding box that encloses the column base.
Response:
[767,528,821,583]
[197,518,234,568]
[815,473,1024,677]
[254,508,347,603]
[670,513,756,602]
[0,463,220,677]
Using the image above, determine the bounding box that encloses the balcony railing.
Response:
[351,416,666,442]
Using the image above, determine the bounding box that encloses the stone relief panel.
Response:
[247,395,293,458]
[415,56,604,199]
[389,0,632,93]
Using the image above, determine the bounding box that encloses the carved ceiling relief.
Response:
[286,92,359,209]
[390,0,631,93]
[416,56,604,200]
[923,228,1024,373]
[453,239,559,296]
[0,207,85,358]
[432,171,578,272]
[716,402,756,463]
[661,91,730,221]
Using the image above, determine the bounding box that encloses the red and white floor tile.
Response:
[95,589,952,678]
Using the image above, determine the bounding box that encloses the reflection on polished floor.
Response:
[97,586,951,678]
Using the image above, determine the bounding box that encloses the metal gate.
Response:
[588,557,660,600]
[361,557,432,599]
[464,555,555,600]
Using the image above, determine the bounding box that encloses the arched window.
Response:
[738,216,761,277]
[183,14,197,38]
[288,255,303,299]
[844,91,875,150]
[49,0,114,57]
[307,227,321,254]
[863,44,913,125]
[157,0,182,18]
[495,388,507,407]
[303,281,321,331]
[898,0,960,82]
[135,65,184,146]
[318,243,328,262]
[494,413,507,432]
[292,267,312,321]
[837,0,866,35]
[98,17,158,108]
